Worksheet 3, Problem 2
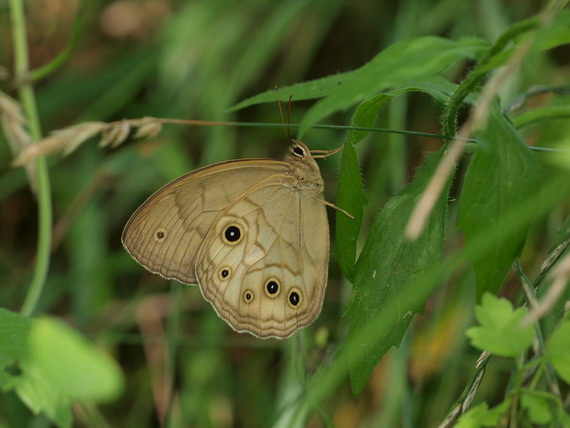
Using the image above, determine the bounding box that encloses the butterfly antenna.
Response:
[310,144,345,158]
[275,86,293,145]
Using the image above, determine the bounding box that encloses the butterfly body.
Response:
[122,141,329,338]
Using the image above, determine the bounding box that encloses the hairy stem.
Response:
[442,17,539,138]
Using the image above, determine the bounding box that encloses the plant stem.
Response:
[514,260,562,397]
[9,0,52,316]
[442,17,538,138]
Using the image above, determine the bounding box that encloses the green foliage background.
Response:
[1,0,569,427]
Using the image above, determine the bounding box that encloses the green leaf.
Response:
[512,105,570,129]
[299,36,487,135]
[228,70,355,111]
[28,317,124,402]
[347,148,449,394]
[230,36,486,131]
[346,94,390,144]
[0,308,31,369]
[465,293,535,357]
[334,95,384,281]
[561,410,570,428]
[546,320,570,384]
[456,400,510,428]
[335,142,366,281]
[0,313,73,428]
[15,365,73,428]
[471,48,515,76]
[458,102,542,298]
[231,73,470,114]
[335,80,459,282]
[520,394,552,425]
[467,11,570,78]
[535,10,570,50]
[344,76,472,141]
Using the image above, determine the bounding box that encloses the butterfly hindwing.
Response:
[195,175,329,338]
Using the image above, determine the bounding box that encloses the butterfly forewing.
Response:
[122,160,289,284]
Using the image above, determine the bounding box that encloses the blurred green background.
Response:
[1,0,567,427]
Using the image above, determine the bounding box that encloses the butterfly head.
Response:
[285,140,324,193]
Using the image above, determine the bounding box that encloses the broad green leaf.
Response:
[229,70,355,111]
[0,368,20,392]
[348,148,449,394]
[231,73,471,114]
[465,293,535,357]
[346,94,390,144]
[520,394,551,425]
[0,308,31,369]
[546,320,570,384]
[458,103,542,298]
[335,142,366,281]
[29,317,124,402]
[456,400,510,428]
[299,36,487,135]
[468,12,568,79]
[230,36,486,132]
[334,95,384,281]
[335,79,459,281]
[344,77,471,141]
[15,365,72,428]
[470,12,570,77]
[0,314,73,428]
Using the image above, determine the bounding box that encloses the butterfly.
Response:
[122,140,344,338]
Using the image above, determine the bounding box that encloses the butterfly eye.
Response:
[219,268,231,280]
[293,146,305,157]
[154,228,166,242]
[243,290,254,304]
[287,288,302,308]
[223,224,243,244]
[264,278,281,298]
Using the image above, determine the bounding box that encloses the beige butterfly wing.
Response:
[122,160,290,285]
[194,148,329,338]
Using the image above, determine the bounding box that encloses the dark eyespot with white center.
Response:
[219,268,231,280]
[223,224,242,244]
[293,145,305,157]
[243,290,254,304]
[287,287,302,308]
[154,229,166,242]
[264,278,280,298]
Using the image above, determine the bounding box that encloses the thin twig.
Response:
[535,236,570,289]
[438,352,489,428]
[522,251,570,326]
[11,115,566,168]
[514,260,562,396]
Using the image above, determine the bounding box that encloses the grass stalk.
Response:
[9,0,52,316]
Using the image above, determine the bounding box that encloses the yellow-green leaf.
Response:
[29,318,124,402]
